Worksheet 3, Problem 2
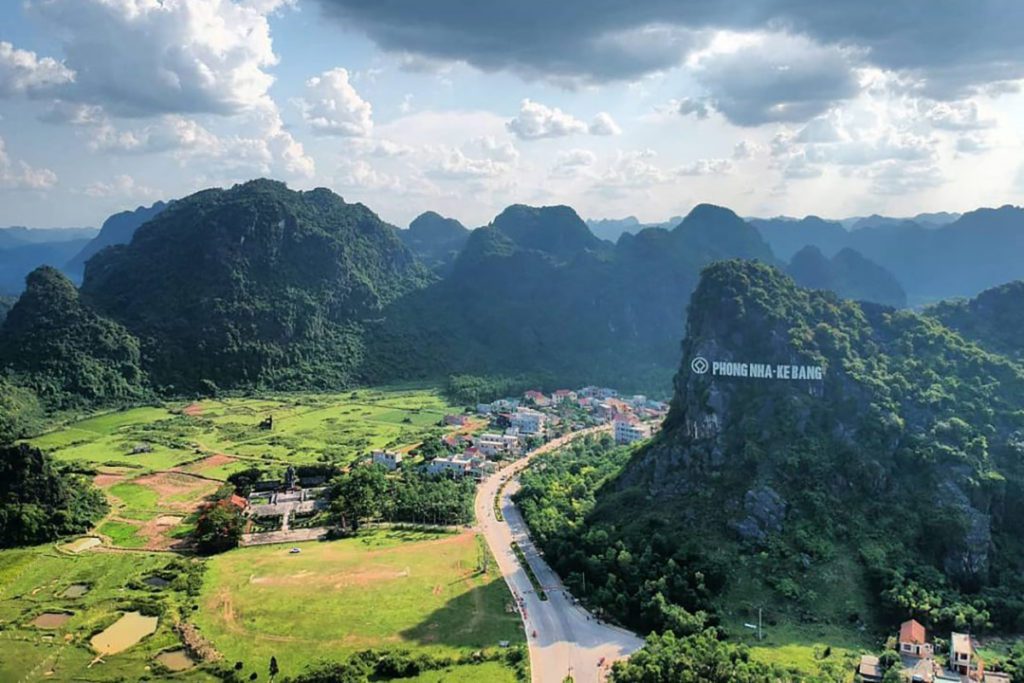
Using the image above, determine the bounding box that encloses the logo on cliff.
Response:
[689,357,824,381]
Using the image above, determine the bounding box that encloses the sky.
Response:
[1,0,1023,229]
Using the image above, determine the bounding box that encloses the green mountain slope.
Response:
[374,203,774,392]
[64,200,168,281]
[80,179,433,392]
[0,266,148,408]
[397,210,470,274]
[787,245,907,307]
[553,261,1024,637]
[928,280,1024,363]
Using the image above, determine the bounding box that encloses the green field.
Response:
[192,529,525,680]
[0,545,214,682]
[2,387,526,681]
[29,388,461,482]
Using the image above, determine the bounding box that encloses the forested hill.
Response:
[369,203,775,392]
[0,266,148,408]
[927,280,1024,363]
[80,179,433,392]
[64,200,168,281]
[787,245,907,307]
[397,211,469,274]
[582,261,1024,635]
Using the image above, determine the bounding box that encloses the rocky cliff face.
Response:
[624,261,1024,588]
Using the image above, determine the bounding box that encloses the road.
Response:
[475,426,643,683]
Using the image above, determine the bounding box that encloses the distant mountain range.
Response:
[0,178,1022,411]
[752,206,1024,305]
[65,201,168,281]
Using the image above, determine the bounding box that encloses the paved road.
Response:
[475,427,643,683]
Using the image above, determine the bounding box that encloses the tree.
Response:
[194,500,245,554]
[269,656,279,681]
[330,465,388,531]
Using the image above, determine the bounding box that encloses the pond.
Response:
[62,584,90,598]
[90,611,158,655]
[156,649,196,671]
[31,612,72,629]
[143,576,170,588]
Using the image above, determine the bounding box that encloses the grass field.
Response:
[0,545,215,682]
[192,529,525,680]
[29,387,460,481]
[3,386,527,681]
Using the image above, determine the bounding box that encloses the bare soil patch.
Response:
[32,613,72,629]
[183,403,204,417]
[178,453,235,474]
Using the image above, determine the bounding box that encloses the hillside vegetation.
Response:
[520,261,1024,649]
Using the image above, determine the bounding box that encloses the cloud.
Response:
[335,159,403,192]
[676,97,710,119]
[464,136,520,163]
[507,99,588,140]
[342,137,414,158]
[26,0,283,117]
[677,158,732,175]
[81,174,156,199]
[589,112,622,136]
[732,140,763,160]
[88,116,221,155]
[594,149,670,189]
[0,136,58,190]
[691,33,861,127]
[297,67,373,137]
[0,41,74,97]
[551,148,597,177]
[918,99,995,131]
[315,0,1024,95]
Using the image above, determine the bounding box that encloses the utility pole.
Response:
[758,607,763,641]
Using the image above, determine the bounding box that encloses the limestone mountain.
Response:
[583,260,1024,633]
[397,210,470,274]
[374,203,774,392]
[928,280,1024,363]
[0,266,148,408]
[65,200,169,281]
[80,179,433,392]
[756,206,1024,305]
[787,245,907,307]
[0,238,93,295]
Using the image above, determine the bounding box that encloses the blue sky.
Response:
[1,0,1023,229]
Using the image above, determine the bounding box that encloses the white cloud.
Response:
[677,158,732,176]
[427,146,513,180]
[732,140,764,159]
[298,67,373,137]
[507,99,588,140]
[464,136,519,163]
[335,159,403,191]
[27,0,283,117]
[81,174,156,199]
[0,41,74,97]
[595,149,670,189]
[0,136,58,190]
[343,137,414,157]
[919,99,995,131]
[589,112,622,136]
[551,148,597,177]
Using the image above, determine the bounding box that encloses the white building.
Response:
[614,418,651,445]
[372,450,403,470]
[510,408,546,435]
[476,432,521,458]
[427,456,472,477]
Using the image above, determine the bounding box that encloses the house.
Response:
[523,390,551,407]
[476,432,520,458]
[228,494,249,511]
[899,619,934,659]
[372,450,404,471]
[428,456,472,477]
[614,417,650,444]
[444,414,471,427]
[552,389,577,404]
[951,632,984,679]
[858,655,884,683]
[510,408,546,435]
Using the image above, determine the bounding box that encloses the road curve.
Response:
[475,426,643,683]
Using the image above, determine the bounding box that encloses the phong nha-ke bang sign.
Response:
[690,356,824,381]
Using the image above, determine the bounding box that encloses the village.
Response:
[859,619,1013,683]
[233,385,669,544]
